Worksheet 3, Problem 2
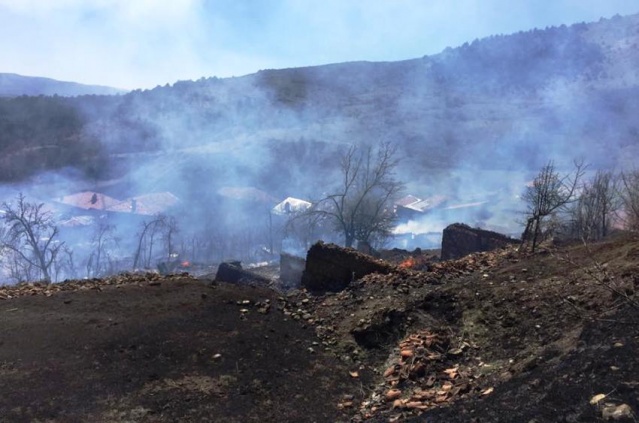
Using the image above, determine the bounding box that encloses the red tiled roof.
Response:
[58,191,120,210]
[58,191,180,216]
[107,192,181,216]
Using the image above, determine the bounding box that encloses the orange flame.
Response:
[181,261,191,267]
[399,257,416,269]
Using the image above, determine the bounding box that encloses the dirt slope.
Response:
[0,276,363,423]
[1,235,638,422]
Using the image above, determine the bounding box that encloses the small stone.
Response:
[602,403,634,420]
[383,366,396,378]
[385,389,402,401]
[481,387,494,396]
[405,401,427,409]
[590,394,607,405]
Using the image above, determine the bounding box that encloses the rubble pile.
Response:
[356,329,485,422]
[430,246,518,278]
[276,242,528,421]
[381,249,440,272]
[275,244,519,363]
[0,272,196,300]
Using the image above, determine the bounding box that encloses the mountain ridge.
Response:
[0,72,127,97]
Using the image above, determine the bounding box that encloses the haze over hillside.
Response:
[1,13,638,246]
[0,73,126,97]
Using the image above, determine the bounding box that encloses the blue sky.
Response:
[0,0,638,90]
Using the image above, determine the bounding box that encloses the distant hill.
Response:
[0,73,126,97]
[0,13,638,226]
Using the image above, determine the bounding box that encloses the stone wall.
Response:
[301,242,394,292]
[280,253,306,288]
[441,223,518,261]
[215,261,271,287]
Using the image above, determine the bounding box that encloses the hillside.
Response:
[0,236,637,422]
[0,14,638,190]
[0,73,126,97]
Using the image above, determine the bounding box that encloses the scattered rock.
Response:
[602,403,634,421]
[590,393,607,405]
[385,389,402,401]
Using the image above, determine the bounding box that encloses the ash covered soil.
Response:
[1,235,638,423]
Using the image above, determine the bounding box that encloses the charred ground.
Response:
[1,235,638,422]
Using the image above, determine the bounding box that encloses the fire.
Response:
[399,256,416,269]
[180,261,191,268]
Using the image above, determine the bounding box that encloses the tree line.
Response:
[521,161,639,251]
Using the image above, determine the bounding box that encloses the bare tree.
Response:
[1,248,38,283]
[522,160,586,252]
[161,216,179,260]
[133,215,166,270]
[570,170,620,240]
[86,223,119,278]
[132,215,182,270]
[619,169,639,231]
[310,142,404,248]
[54,246,77,281]
[1,193,64,283]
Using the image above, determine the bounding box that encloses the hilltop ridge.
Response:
[0,72,126,97]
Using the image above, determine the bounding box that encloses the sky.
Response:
[0,0,638,90]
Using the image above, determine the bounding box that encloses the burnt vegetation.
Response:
[0,13,639,423]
